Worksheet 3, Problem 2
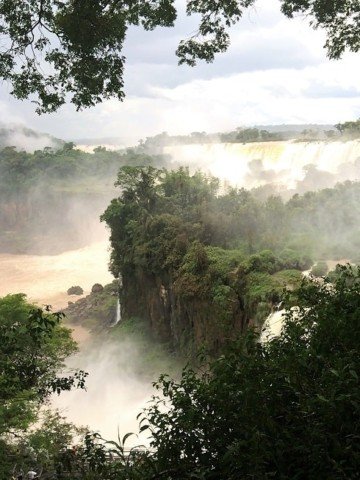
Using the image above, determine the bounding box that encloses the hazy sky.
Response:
[1,0,360,146]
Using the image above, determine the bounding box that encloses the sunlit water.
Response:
[2,140,358,444]
[164,140,360,190]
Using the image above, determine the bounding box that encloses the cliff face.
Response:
[118,259,303,357]
[120,267,250,357]
[100,166,307,358]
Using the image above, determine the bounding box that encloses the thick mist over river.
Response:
[0,224,155,443]
[52,338,155,444]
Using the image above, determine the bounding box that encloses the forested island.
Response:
[101,165,360,356]
[1,124,360,478]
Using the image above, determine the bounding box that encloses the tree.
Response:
[135,265,360,479]
[2,409,87,479]
[0,0,359,113]
[335,118,360,138]
[58,265,360,479]
[0,294,87,436]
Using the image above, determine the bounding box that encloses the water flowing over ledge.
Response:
[163,140,360,191]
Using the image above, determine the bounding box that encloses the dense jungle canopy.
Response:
[101,164,360,355]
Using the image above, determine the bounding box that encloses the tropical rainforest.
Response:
[1,125,360,477]
[101,164,360,357]
[60,267,360,480]
[2,270,360,478]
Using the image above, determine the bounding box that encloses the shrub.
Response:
[67,285,84,295]
[91,283,104,294]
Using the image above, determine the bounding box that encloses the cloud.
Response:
[304,84,360,99]
[123,0,325,94]
[0,0,359,145]
[0,97,28,126]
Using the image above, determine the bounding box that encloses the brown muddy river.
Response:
[0,240,114,310]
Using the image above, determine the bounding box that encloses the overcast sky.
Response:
[1,0,360,146]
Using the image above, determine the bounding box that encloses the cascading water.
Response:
[259,309,286,342]
[0,236,152,444]
[163,140,360,191]
[112,298,121,326]
[2,140,360,443]
[259,260,349,343]
[51,337,153,445]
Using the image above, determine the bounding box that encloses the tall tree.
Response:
[0,0,359,112]
[137,265,360,479]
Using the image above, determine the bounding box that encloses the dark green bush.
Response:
[67,285,84,295]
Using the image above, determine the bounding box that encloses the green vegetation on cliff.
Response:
[137,266,360,479]
[102,165,360,356]
[0,143,172,253]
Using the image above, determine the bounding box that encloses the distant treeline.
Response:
[0,144,173,252]
[139,126,341,150]
[0,143,172,195]
[1,139,360,254]
[139,119,360,149]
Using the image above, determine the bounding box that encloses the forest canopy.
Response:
[0,0,359,112]
[101,165,360,356]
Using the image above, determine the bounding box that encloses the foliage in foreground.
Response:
[0,294,87,477]
[2,409,86,479]
[59,266,360,479]
[0,0,359,112]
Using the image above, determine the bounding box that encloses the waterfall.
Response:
[163,140,360,191]
[112,298,121,327]
[260,305,306,343]
[259,309,286,342]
